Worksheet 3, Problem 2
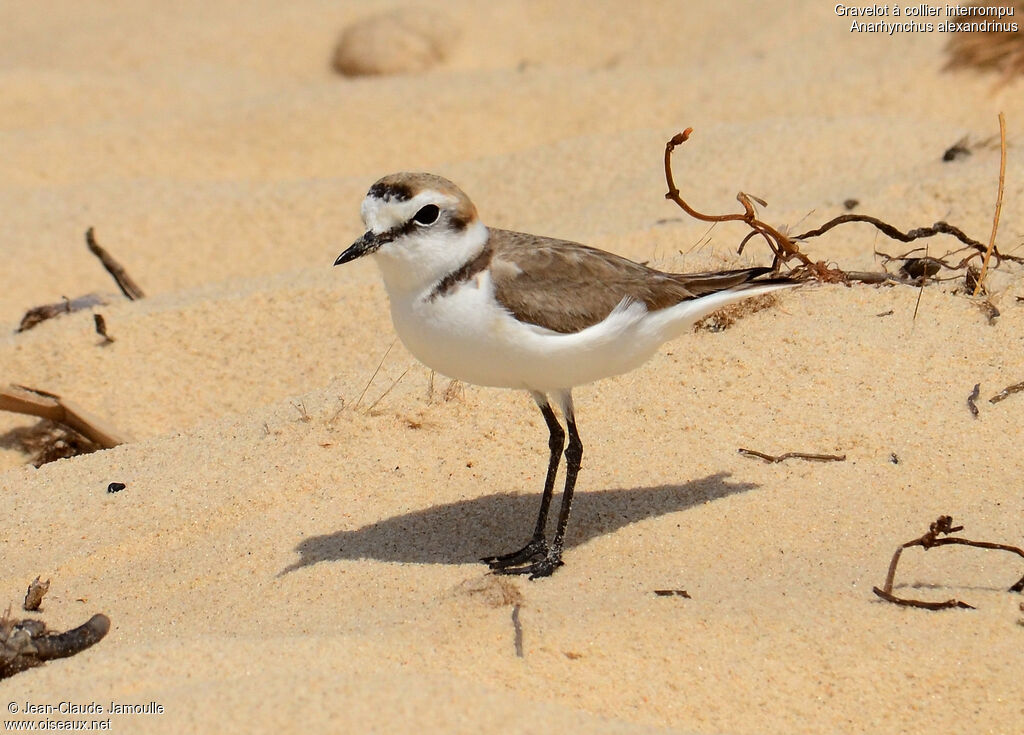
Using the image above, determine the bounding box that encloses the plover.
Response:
[335,172,795,578]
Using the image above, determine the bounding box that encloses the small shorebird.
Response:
[335,173,795,578]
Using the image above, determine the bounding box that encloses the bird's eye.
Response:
[413,204,439,226]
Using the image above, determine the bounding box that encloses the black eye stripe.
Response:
[373,209,436,246]
[378,218,419,245]
[368,203,447,249]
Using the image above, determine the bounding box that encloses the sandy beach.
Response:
[2,1,1023,732]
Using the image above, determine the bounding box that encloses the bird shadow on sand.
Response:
[282,472,756,575]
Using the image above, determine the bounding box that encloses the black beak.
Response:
[335,231,379,266]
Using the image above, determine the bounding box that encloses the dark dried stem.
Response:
[86,228,145,300]
[662,125,1023,285]
[737,448,846,464]
[664,129,816,271]
[792,215,1022,267]
[0,384,129,449]
[989,380,1024,404]
[873,515,1024,609]
[872,586,974,610]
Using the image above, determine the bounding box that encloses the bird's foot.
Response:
[491,552,564,580]
[481,537,549,570]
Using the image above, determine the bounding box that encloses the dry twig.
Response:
[737,448,846,464]
[663,129,821,275]
[17,294,108,333]
[0,384,130,449]
[872,515,1024,610]
[662,123,1023,286]
[794,216,1008,262]
[872,586,974,610]
[989,380,1024,404]
[15,229,144,334]
[85,228,145,300]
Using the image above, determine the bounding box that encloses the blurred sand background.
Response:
[2,1,1023,732]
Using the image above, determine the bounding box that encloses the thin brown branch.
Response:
[989,380,1024,404]
[844,271,898,285]
[663,129,817,271]
[0,384,130,449]
[871,586,974,610]
[793,215,1024,266]
[912,277,925,321]
[974,112,1007,294]
[874,515,1024,609]
[17,294,108,333]
[737,448,846,464]
[661,127,1023,289]
[85,227,145,301]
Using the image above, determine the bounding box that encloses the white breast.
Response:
[384,269,669,393]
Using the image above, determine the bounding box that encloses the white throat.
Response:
[372,220,489,297]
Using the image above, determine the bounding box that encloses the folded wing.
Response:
[488,229,782,334]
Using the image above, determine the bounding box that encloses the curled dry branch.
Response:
[872,515,1024,610]
[664,129,827,276]
[663,123,1021,286]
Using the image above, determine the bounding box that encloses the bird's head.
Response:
[335,173,487,293]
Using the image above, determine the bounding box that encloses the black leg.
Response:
[549,413,582,563]
[490,392,582,580]
[482,398,564,569]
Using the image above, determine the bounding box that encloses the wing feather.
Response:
[487,229,780,334]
